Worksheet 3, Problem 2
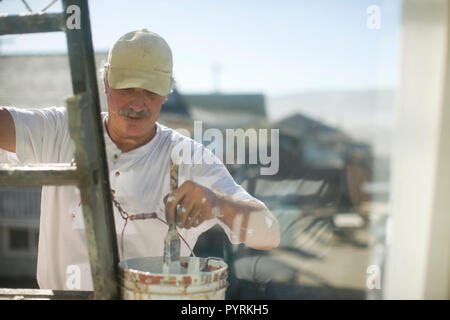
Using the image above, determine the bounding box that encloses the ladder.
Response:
[0,0,119,299]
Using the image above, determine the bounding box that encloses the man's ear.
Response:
[162,95,168,104]
[103,76,108,95]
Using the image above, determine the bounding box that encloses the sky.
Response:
[0,0,402,96]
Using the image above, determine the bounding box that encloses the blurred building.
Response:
[0,187,40,279]
[184,93,266,128]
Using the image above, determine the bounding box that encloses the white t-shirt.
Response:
[3,106,263,291]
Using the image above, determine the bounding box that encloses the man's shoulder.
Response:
[7,106,66,115]
[6,106,68,126]
[157,122,198,145]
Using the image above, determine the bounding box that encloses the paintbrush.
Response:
[163,158,181,273]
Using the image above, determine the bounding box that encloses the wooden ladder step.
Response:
[0,163,79,186]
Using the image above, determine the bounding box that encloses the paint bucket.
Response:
[118,256,228,300]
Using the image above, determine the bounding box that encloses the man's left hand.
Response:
[164,180,221,229]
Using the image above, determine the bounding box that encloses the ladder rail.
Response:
[0,163,78,186]
[0,0,120,299]
[66,92,119,299]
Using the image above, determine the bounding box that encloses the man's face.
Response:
[104,79,167,140]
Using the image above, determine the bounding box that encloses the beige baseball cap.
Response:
[106,29,173,96]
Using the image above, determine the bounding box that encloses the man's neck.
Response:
[105,116,157,153]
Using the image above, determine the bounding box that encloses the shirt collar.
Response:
[101,113,162,159]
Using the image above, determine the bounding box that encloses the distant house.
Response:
[158,88,193,132]
[275,113,357,171]
[0,54,106,109]
[184,93,267,128]
[232,112,372,215]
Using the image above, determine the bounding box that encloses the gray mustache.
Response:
[118,108,150,119]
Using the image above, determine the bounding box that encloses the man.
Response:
[0,29,279,291]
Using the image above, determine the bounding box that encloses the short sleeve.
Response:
[6,107,72,163]
[0,150,19,164]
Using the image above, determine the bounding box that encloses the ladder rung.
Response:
[0,163,79,186]
[0,13,65,35]
[0,288,93,300]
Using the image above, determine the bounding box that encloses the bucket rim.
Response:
[118,256,228,279]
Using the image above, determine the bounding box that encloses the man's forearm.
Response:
[0,107,16,153]
[215,192,280,250]
[164,180,281,250]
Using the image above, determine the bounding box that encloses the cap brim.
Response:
[108,67,171,96]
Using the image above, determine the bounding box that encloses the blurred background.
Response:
[0,0,449,300]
